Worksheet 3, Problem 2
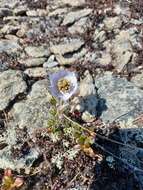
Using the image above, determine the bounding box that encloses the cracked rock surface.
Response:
[0,39,21,53]
[10,80,52,132]
[0,0,143,189]
[0,70,27,111]
[95,72,143,122]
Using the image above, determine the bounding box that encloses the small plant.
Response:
[48,69,143,174]
[1,169,23,190]
[48,70,100,158]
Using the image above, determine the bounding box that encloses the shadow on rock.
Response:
[78,94,108,118]
[90,125,143,190]
[96,97,108,118]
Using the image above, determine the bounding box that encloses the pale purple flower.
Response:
[49,70,78,101]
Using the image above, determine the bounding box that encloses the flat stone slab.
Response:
[95,72,143,123]
[0,39,22,53]
[51,0,86,10]
[50,39,86,65]
[19,58,47,67]
[131,73,143,89]
[0,70,27,111]
[0,141,39,170]
[24,67,47,78]
[25,46,50,58]
[50,39,84,55]
[62,8,92,25]
[10,80,52,132]
[0,80,52,170]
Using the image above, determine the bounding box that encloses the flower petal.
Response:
[49,70,78,101]
[49,70,68,86]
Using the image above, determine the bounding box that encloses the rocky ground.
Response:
[0,0,143,189]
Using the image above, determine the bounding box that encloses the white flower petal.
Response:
[49,70,78,101]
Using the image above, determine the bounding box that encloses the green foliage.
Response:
[47,96,95,156]
[2,176,14,190]
[49,97,57,106]
[47,98,59,129]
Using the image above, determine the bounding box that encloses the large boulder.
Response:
[10,80,52,132]
[95,72,143,122]
[0,40,21,54]
[0,70,27,111]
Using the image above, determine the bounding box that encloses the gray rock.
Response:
[5,34,19,41]
[84,52,99,64]
[44,61,59,68]
[82,111,95,123]
[24,67,47,78]
[80,95,98,116]
[114,51,133,73]
[72,71,98,116]
[79,70,96,97]
[103,28,140,73]
[95,72,143,122]
[1,25,20,34]
[48,8,68,17]
[11,80,52,132]
[112,30,135,72]
[118,119,143,189]
[50,39,86,65]
[106,156,115,168]
[93,30,106,43]
[62,8,92,25]
[60,0,85,7]
[25,46,50,58]
[68,17,89,34]
[19,58,46,67]
[127,27,141,48]
[113,4,131,17]
[43,55,58,68]
[0,0,20,9]
[50,39,84,55]
[0,8,12,17]
[131,73,143,89]
[80,71,98,116]
[26,10,38,16]
[98,52,112,66]
[16,23,28,37]
[0,61,8,72]
[57,48,86,65]
[0,70,27,111]
[130,19,143,25]
[0,40,22,53]
[103,40,112,53]
[116,28,140,49]
[104,16,122,31]
[0,144,39,170]
[0,123,39,170]
[26,9,48,17]
[3,16,22,22]
[13,6,27,16]
[50,0,86,9]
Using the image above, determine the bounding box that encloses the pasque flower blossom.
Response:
[49,70,78,101]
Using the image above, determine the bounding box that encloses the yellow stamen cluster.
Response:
[57,78,71,93]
